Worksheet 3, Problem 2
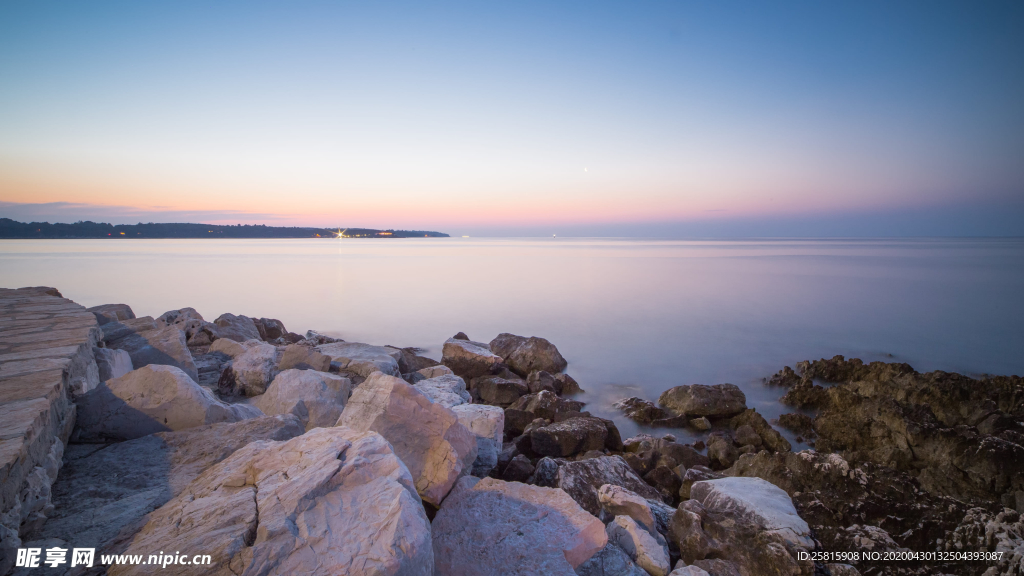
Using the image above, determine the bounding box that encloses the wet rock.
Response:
[253,368,352,431]
[253,317,287,340]
[317,341,402,377]
[93,347,132,381]
[386,345,440,373]
[658,384,747,419]
[337,372,477,506]
[452,331,470,340]
[670,477,815,575]
[442,337,504,379]
[607,515,671,576]
[777,412,816,438]
[303,330,342,345]
[689,417,710,431]
[764,365,802,387]
[489,333,568,377]
[528,370,560,394]
[557,456,664,516]
[615,397,668,424]
[432,477,607,575]
[451,404,505,477]
[74,365,261,442]
[109,427,432,576]
[706,434,738,469]
[728,409,791,453]
[276,342,331,372]
[414,373,472,408]
[504,407,537,436]
[644,466,683,506]
[656,443,709,471]
[557,373,584,394]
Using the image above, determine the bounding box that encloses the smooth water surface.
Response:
[3,238,1023,440]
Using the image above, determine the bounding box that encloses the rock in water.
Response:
[433,477,607,575]
[671,477,815,575]
[93,347,132,381]
[212,312,262,342]
[254,369,352,431]
[557,456,664,517]
[317,341,402,377]
[74,365,261,441]
[657,384,747,419]
[414,373,472,408]
[451,404,505,477]
[337,372,477,506]
[103,319,199,381]
[442,337,504,379]
[108,427,433,576]
[489,333,568,377]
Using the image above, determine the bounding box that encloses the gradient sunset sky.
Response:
[1,1,1022,236]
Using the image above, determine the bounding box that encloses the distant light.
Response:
[462,235,469,238]
[120,232,125,235]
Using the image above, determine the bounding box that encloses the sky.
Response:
[1,1,1022,236]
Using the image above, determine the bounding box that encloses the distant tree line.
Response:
[0,218,449,239]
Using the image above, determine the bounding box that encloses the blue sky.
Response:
[1,1,1022,235]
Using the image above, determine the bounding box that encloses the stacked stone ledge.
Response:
[0,287,101,574]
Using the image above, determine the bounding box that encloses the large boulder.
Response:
[451,404,505,476]
[108,427,433,576]
[277,343,331,371]
[317,342,402,377]
[93,347,133,381]
[557,456,664,517]
[531,417,609,457]
[336,372,477,506]
[156,307,206,341]
[34,415,305,556]
[510,390,586,420]
[253,317,287,340]
[104,319,199,381]
[432,476,607,575]
[217,341,278,396]
[414,373,472,408]
[73,365,262,442]
[657,384,747,419]
[670,477,815,575]
[254,369,352,431]
[212,312,262,342]
[87,303,135,324]
[442,337,504,379]
[489,333,568,377]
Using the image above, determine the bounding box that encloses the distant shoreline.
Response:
[0,218,449,239]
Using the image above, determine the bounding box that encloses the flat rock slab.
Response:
[0,287,100,575]
[432,477,607,575]
[317,342,402,377]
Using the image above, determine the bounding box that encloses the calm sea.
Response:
[3,237,1023,442]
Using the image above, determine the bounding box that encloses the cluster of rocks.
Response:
[9,295,1023,576]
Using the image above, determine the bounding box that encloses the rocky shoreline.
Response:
[3,291,1022,576]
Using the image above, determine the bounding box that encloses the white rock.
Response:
[74,365,262,441]
[108,427,433,576]
[254,369,352,431]
[599,484,658,537]
[317,342,402,377]
[441,337,503,379]
[607,515,671,576]
[451,404,504,476]
[337,372,477,506]
[417,364,453,378]
[226,341,278,396]
[690,477,814,551]
[93,347,133,382]
[415,373,472,408]
[432,476,608,575]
